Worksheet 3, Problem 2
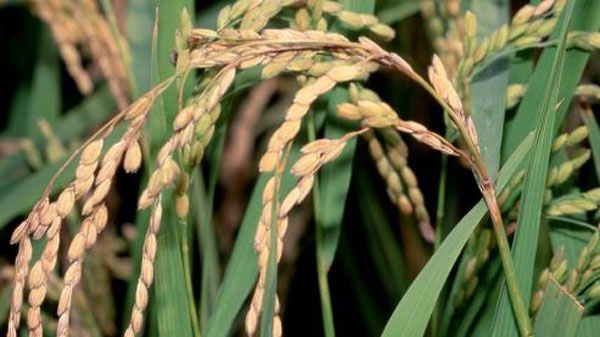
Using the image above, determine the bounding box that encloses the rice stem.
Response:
[307,110,336,337]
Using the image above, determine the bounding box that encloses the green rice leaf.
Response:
[319,90,355,268]
[468,0,509,182]
[25,25,61,138]
[455,259,502,337]
[377,1,420,25]
[577,316,600,337]
[205,149,300,337]
[582,109,600,181]
[4,84,30,139]
[156,0,194,125]
[204,175,264,337]
[379,132,533,337]
[150,2,195,336]
[0,87,114,194]
[491,2,575,334]
[126,0,155,96]
[533,277,583,337]
[439,240,472,336]
[199,119,227,331]
[470,264,505,337]
[356,169,406,298]
[0,123,124,229]
[122,0,158,329]
[502,0,600,160]
[155,204,194,337]
[548,218,594,266]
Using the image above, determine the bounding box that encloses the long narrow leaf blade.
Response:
[582,109,600,180]
[205,149,300,337]
[151,2,195,336]
[533,277,583,337]
[26,25,61,138]
[317,0,377,269]
[126,0,155,96]
[155,209,194,337]
[320,88,356,268]
[205,175,264,337]
[502,0,600,160]
[469,0,509,182]
[577,316,600,337]
[199,120,227,330]
[357,171,406,297]
[122,0,158,328]
[377,1,420,25]
[0,87,115,207]
[492,2,575,335]
[380,132,533,337]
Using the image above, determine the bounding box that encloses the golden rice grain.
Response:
[124,141,143,173]
[7,237,32,337]
[124,198,163,337]
[8,3,573,335]
[258,62,375,174]
[364,131,413,214]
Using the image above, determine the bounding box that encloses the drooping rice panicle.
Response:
[33,0,131,108]
[123,198,162,337]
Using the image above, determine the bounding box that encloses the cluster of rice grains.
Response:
[340,84,442,243]
[10,0,498,335]
[453,125,594,309]
[456,128,592,305]
[420,0,566,114]
[232,1,600,335]
[507,81,600,110]
[530,228,600,316]
[6,1,399,336]
[5,7,452,337]
[458,120,596,298]
[10,0,599,336]
[457,0,565,80]
[34,0,130,109]
[414,0,600,331]
[7,79,169,337]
